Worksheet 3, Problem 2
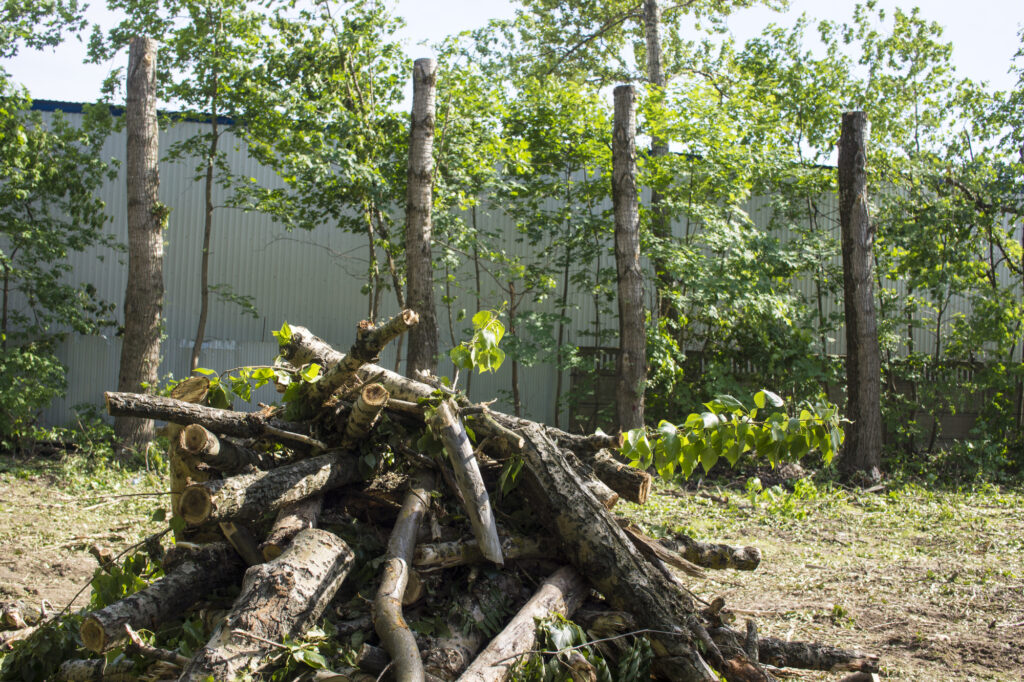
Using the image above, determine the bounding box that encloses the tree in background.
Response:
[404,58,439,376]
[90,0,267,373]
[234,0,409,323]
[611,84,646,430]
[0,1,116,447]
[114,36,163,453]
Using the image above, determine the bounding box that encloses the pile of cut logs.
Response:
[61,311,877,681]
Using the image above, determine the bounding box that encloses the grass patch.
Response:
[620,473,1024,680]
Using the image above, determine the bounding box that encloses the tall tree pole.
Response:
[643,0,673,319]
[115,36,163,453]
[612,85,646,431]
[838,111,882,481]
[405,57,439,376]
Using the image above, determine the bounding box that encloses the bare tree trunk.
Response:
[838,111,882,480]
[115,36,162,453]
[612,85,646,431]
[643,0,674,320]
[405,57,439,375]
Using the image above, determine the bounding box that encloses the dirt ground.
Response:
[2,455,1023,680]
[627,479,1024,681]
[0,460,165,618]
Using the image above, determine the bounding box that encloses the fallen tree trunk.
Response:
[375,471,434,682]
[180,528,355,681]
[414,535,554,571]
[105,392,320,448]
[512,422,719,681]
[754,636,879,673]
[80,543,244,653]
[178,451,359,525]
[260,494,323,561]
[663,533,762,571]
[430,400,503,564]
[457,566,588,682]
[178,424,276,472]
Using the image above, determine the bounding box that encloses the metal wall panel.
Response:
[26,104,1024,428]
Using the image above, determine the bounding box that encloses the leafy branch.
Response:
[621,390,845,481]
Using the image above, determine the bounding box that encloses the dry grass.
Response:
[623,476,1024,680]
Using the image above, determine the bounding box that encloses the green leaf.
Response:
[193,367,217,376]
[450,344,472,369]
[293,649,328,669]
[151,507,166,522]
[300,363,321,383]
[472,309,493,327]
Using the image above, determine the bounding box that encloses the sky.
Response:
[1,0,1021,103]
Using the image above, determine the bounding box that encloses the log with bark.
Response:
[180,528,355,680]
[80,542,244,653]
[178,450,360,525]
[374,471,434,682]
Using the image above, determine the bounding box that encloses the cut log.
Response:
[179,451,359,525]
[180,528,355,681]
[340,383,389,449]
[414,535,554,571]
[163,383,212,521]
[260,494,324,561]
[662,533,762,571]
[105,392,319,448]
[375,471,434,682]
[80,542,244,653]
[585,449,652,504]
[178,424,276,472]
[431,400,503,564]
[457,567,588,682]
[512,422,716,681]
[754,636,879,673]
[309,310,419,402]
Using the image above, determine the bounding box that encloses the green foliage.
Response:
[89,551,161,611]
[513,615,651,682]
[0,76,116,445]
[622,391,844,481]
[0,613,84,682]
[450,309,506,374]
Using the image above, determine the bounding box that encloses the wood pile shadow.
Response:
[50,310,878,681]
